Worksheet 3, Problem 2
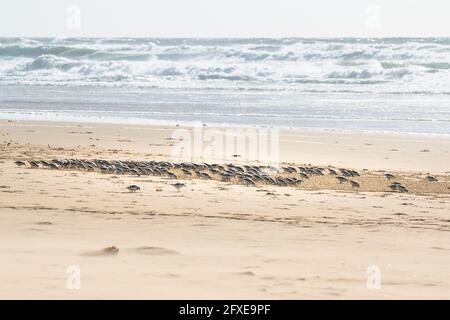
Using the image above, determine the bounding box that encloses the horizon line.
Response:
[1,35,450,39]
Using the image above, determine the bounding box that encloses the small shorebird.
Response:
[350,180,360,189]
[340,169,352,177]
[200,172,212,180]
[299,172,309,179]
[389,182,407,193]
[282,166,296,173]
[172,183,186,192]
[350,170,360,177]
[48,163,60,169]
[29,161,40,168]
[384,173,395,180]
[426,175,438,182]
[14,160,26,167]
[127,185,141,192]
[243,177,256,186]
[181,169,192,176]
[336,176,348,184]
[328,169,338,175]
[167,172,177,179]
[389,184,399,191]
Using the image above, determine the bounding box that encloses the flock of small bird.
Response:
[384,173,409,193]
[14,159,439,193]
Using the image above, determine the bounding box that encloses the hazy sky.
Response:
[1,0,449,38]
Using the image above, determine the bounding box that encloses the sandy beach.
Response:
[1,119,450,299]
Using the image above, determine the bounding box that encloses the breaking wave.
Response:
[0,37,449,93]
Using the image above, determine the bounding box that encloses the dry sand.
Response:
[1,119,450,299]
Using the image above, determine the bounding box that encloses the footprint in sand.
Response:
[35,221,53,225]
[232,271,255,276]
[131,246,178,256]
[81,246,119,257]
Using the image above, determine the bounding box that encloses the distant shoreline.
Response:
[1,114,449,138]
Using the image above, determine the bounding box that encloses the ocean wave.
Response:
[0,44,98,58]
[0,37,449,92]
[23,55,76,71]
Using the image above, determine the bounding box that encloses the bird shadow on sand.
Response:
[80,246,120,257]
[128,246,179,256]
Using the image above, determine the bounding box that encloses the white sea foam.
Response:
[0,37,449,93]
[0,38,449,134]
